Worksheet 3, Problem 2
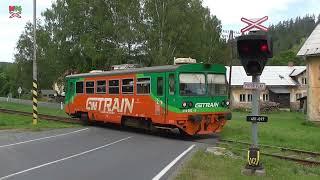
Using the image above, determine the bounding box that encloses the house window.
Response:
[96,80,106,94]
[109,80,119,94]
[263,94,269,101]
[85,81,94,94]
[122,79,134,94]
[240,94,246,102]
[302,77,307,85]
[296,93,302,101]
[247,94,252,102]
[137,78,150,94]
[76,82,83,93]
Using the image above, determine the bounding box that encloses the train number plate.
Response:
[246,116,268,122]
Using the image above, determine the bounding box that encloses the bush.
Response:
[260,101,280,113]
[231,103,251,112]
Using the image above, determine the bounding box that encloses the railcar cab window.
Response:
[137,78,150,94]
[86,81,95,94]
[96,80,106,94]
[109,80,119,94]
[207,74,227,96]
[179,73,205,96]
[76,81,84,93]
[122,79,134,94]
[169,74,175,95]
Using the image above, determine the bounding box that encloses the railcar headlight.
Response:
[188,102,193,108]
[221,100,230,107]
[182,102,187,108]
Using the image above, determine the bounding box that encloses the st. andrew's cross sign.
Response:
[241,16,268,33]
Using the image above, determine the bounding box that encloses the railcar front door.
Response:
[165,73,176,124]
[155,75,166,123]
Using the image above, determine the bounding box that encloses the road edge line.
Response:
[152,144,196,180]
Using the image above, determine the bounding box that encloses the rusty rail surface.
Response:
[220,139,320,156]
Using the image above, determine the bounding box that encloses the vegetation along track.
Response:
[0,108,80,124]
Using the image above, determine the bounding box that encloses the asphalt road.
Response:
[0,126,217,180]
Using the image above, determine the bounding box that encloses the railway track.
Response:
[1,108,320,165]
[218,139,320,166]
[0,108,80,124]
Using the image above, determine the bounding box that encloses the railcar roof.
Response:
[66,65,181,78]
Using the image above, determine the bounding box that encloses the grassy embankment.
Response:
[176,111,320,179]
[0,101,67,117]
[0,101,80,130]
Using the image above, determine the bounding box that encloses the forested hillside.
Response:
[268,15,320,65]
[13,0,228,91]
[1,0,319,97]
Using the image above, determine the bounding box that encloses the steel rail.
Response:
[220,139,320,156]
[0,108,79,124]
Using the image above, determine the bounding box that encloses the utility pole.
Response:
[251,75,260,147]
[32,0,38,125]
[228,30,234,102]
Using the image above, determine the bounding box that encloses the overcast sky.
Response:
[1,0,319,63]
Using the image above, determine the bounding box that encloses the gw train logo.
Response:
[195,102,219,108]
[86,98,134,114]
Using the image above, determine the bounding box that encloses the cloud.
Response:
[202,0,318,27]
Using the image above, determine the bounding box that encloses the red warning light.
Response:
[260,44,268,52]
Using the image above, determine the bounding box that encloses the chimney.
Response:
[288,61,294,67]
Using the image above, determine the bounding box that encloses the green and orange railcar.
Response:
[65,63,232,135]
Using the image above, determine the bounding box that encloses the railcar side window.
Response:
[86,81,95,94]
[109,80,119,94]
[207,74,227,96]
[96,80,106,94]
[157,77,163,96]
[122,79,134,94]
[169,74,175,95]
[137,78,150,94]
[76,82,84,93]
[179,73,205,96]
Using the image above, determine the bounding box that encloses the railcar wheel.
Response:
[80,113,92,125]
[179,128,191,137]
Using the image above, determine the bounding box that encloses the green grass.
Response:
[221,111,320,152]
[0,101,67,117]
[0,113,80,131]
[175,150,320,180]
[176,111,320,179]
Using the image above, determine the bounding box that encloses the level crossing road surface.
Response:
[0,126,217,180]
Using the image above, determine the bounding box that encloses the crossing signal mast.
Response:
[237,16,273,176]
